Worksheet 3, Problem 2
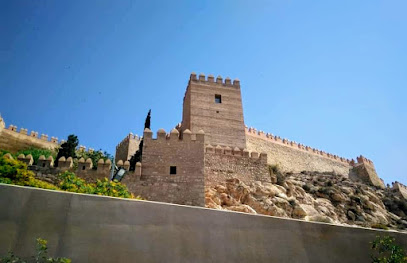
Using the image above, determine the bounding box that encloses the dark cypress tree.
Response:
[129,110,151,171]
[144,109,151,130]
[55,134,79,166]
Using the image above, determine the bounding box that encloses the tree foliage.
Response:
[16,148,57,165]
[0,153,140,199]
[371,235,407,263]
[57,171,136,198]
[129,109,151,170]
[75,150,112,170]
[1,237,71,263]
[55,135,78,166]
[0,155,58,190]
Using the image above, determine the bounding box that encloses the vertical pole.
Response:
[110,156,115,180]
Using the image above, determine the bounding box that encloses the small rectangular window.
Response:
[170,166,177,175]
[215,94,222,103]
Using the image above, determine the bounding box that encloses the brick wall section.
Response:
[204,146,270,187]
[181,73,246,149]
[139,128,205,206]
[246,134,352,176]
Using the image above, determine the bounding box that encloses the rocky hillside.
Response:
[205,170,407,231]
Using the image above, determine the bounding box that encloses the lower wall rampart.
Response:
[27,159,204,207]
[1,184,406,263]
[126,176,205,206]
[246,134,352,176]
[204,146,270,187]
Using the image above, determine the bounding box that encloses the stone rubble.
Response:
[205,172,407,231]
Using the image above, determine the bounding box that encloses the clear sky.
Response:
[1,1,406,185]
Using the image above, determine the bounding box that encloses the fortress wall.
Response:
[16,150,203,206]
[392,182,407,200]
[246,132,352,176]
[139,128,206,206]
[353,162,385,189]
[0,127,59,153]
[115,133,141,162]
[204,145,270,187]
[1,184,407,263]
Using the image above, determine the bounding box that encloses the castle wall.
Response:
[392,182,407,200]
[0,127,59,153]
[115,133,141,162]
[136,128,206,206]
[246,131,352,176]
[204,145,270,187]
[353,162,385,189]
[181,73,246,149]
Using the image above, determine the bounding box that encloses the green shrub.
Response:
[16,148,57,165]
[75,150,112,170]
[269,165,285,186]
[0,149,10,156]
[1,237,71,263]
[58,171,94,194]
[0,155,58,191]
[302,184,311,192]
[94,178,134,198]
[0,155,140,200]
[288,199,296,206]
[371,224,389,230]
[371,235,407,263]
[350,195,362,205]
[58,171,136,199]
[319,187,333,195]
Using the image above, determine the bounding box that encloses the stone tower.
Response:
[181,73,246,149]
[115,133,141,162]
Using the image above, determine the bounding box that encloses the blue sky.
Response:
[1,1,406,184]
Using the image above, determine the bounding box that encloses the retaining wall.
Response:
[0,184,406,263]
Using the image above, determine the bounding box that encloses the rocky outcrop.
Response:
[205,172,407,231]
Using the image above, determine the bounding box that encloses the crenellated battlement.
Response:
[4,123,61,145]
[115,132,141,150]
[143,128,205,143]
[17,153,34,165]
[245,126,374,167]
[189,72,240,88]
[356,155,374,166]
[205,144,267,163]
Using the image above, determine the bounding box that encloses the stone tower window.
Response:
[170,166,177,175]
[215,94,222,104]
